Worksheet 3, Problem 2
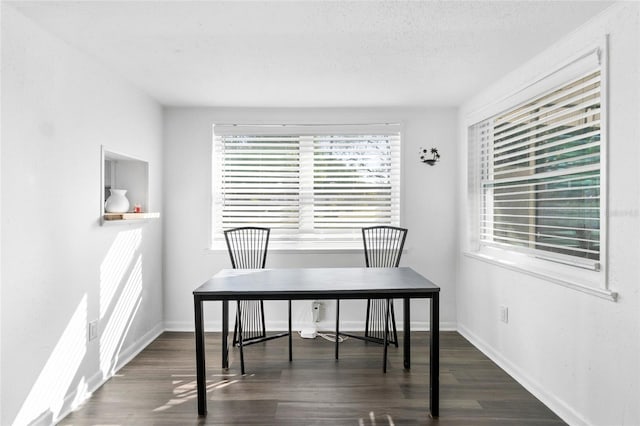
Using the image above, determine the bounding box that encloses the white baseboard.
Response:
[457,324,588,426]
[113,322,165,373]
[52,322,164,426]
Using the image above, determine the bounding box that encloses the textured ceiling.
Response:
[9,1,613,107]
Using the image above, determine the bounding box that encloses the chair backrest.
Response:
[362,226,408,268]
[224,227,270,269]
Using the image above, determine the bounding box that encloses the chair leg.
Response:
[260,300,266,337]
[390,302,399,348]
[232,316,238,347]
[237,301,245,375]
[364,299,371,337]
[383,298,391,373]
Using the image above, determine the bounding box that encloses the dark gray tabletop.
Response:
[193,267,440,300]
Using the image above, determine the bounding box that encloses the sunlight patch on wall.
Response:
[99,229,142,318]
[100,253,143,377]
[13,295,88,426]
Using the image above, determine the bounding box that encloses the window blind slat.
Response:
[493,129,600,165]
[494,140,600,171]
[482,235,599,255]
[493,71,600,138]
[493,153,600,179]
[494,86,600,142]
[484,165,599,186]
[494,72,600,130]
[494,196,599,204]
[483,220,600,233]
[482,229,599,246]
[493,108,600,151]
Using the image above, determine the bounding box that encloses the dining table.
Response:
[193,267,441,418]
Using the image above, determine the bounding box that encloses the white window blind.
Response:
[214,134,301,231]
[213,124,401,242]
[469,54,603,271]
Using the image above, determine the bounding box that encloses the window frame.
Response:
[210,123,403,250]
[465,41,616,301]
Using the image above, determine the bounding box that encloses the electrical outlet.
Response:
[312,301,321,323]
[499,306,509,324]
[88,320,98,341]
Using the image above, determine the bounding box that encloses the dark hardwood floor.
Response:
[60,331,565,425]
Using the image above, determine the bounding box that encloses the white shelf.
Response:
[103,212,160,221]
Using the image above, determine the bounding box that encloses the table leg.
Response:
[383,298,391,373]
[335,299,340,360]
[430,293,440,418]
[237,301,245,375]
[194,296,207,416]
[222,300,229,369]
[288,300,293,362]
[404,297,410,369]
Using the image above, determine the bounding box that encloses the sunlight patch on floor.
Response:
[359,411,395,426]
[153,376,240,412]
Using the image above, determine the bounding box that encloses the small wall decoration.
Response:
[420,147,441,166]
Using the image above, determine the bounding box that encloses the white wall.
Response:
[1,6,164,425]
[456,4,639,426]
[163,107,458,333]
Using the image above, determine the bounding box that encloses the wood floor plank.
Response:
[59,331,566,425]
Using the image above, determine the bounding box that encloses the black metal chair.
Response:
[336,225,408,372]
[224,227,291,374]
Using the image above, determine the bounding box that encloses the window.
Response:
[212,124,401,244]
[468,47,606,276]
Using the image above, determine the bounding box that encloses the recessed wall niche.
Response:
[101,146,159,223]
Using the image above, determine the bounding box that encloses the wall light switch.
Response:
[499,306,509,324]
[89,320,98,341]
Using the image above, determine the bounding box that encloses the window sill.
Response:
[463,250,617,302]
